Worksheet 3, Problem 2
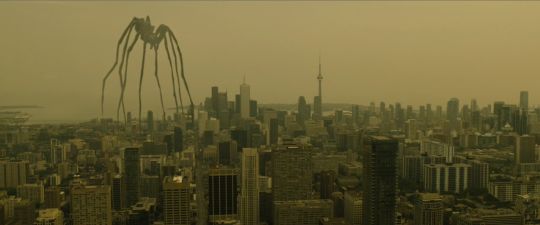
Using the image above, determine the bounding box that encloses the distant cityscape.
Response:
[1,57,538,225]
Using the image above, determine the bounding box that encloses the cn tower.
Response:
[315,57,323,119]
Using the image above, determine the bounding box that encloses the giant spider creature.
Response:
[101,16,194,127]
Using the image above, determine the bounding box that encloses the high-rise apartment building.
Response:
[423,163,471,194]
[16,183,44,204]
[273,199,333,225]
[414,193,443,225]
[516,135,536,164]
[344,191,362,225]
[111,174,126,211]
[163,176,191,225]
[71,185,112,225]
[0,160,28,189]
[272,144,312,201]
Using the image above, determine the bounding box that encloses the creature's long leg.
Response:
[101,21,135,116]
[115,24,135,123]
[167,32,185,117]
[170,32,195,122]
[117,33,140,125]
[138,43,148,130]
[163,36,180,116]
[153,48,166,120]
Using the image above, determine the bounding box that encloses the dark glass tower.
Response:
[362,136,398,225]
[124,147,140,207]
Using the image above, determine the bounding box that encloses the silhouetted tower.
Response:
[147,110,154,131]
[520,91,529,111]
[314,58,323,120]
[363,136,398,225]
[446,98,459,131]
[124,148,140,207]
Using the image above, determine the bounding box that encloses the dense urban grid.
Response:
[0,62,537,225]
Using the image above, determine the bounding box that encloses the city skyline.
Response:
[3,2,540,122]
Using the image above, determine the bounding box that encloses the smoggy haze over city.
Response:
[2,1,540,122]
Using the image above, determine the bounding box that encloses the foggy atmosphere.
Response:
[1,1,540,225]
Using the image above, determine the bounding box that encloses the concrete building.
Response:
[71,185,112,225]
[423,163,471,194]
[35,208,64,225]
[111,174,126,211]
[16,183,44,204]
[344,191,362,225]
[272,144,312,201]
[239,148,259,225]
[450,208,521,225]
[163,176,191,225]
[414,193,443,225]
[273,199,333,225]
[0,160,28,189]
[516,135,536,164]
[44,186,63,209]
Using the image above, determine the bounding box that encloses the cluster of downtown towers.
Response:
[2,63,538,225]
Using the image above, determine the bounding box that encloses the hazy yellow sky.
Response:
[2,1,540,121]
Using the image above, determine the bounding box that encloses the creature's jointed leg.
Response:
[170,32,195,122]
[167,32,185,117]
[153,48,166,120]
[116,24,135,123]
[163,36,180,116]
[117,33,140,125]
[138,43,148,131]
[101,21,135,116]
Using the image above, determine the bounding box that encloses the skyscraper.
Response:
[240,148,260,225]
[447,98,460,131]
[147,110,154,131]
[211,86,219,117]
[0,160,28,189]
[297,96,309,126]
[320,170,336,199]
[493,101,505,130]
[240,77,250,119]
[344,191,362,225]
[71,185,112,225]
[414,193,443,225]
[174,127,184,153]
[269,118,278,145]
[14,199,35,225]
[44,186,62,209]
[249,100,258,117]
[272,144,312,201]
[208,167,238,222]
[520,91,529,111]
[111,174,126,211]
[163,176,191,225]
[363,136,398,225]
[516,135,536,164]
[124,148,140,207]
